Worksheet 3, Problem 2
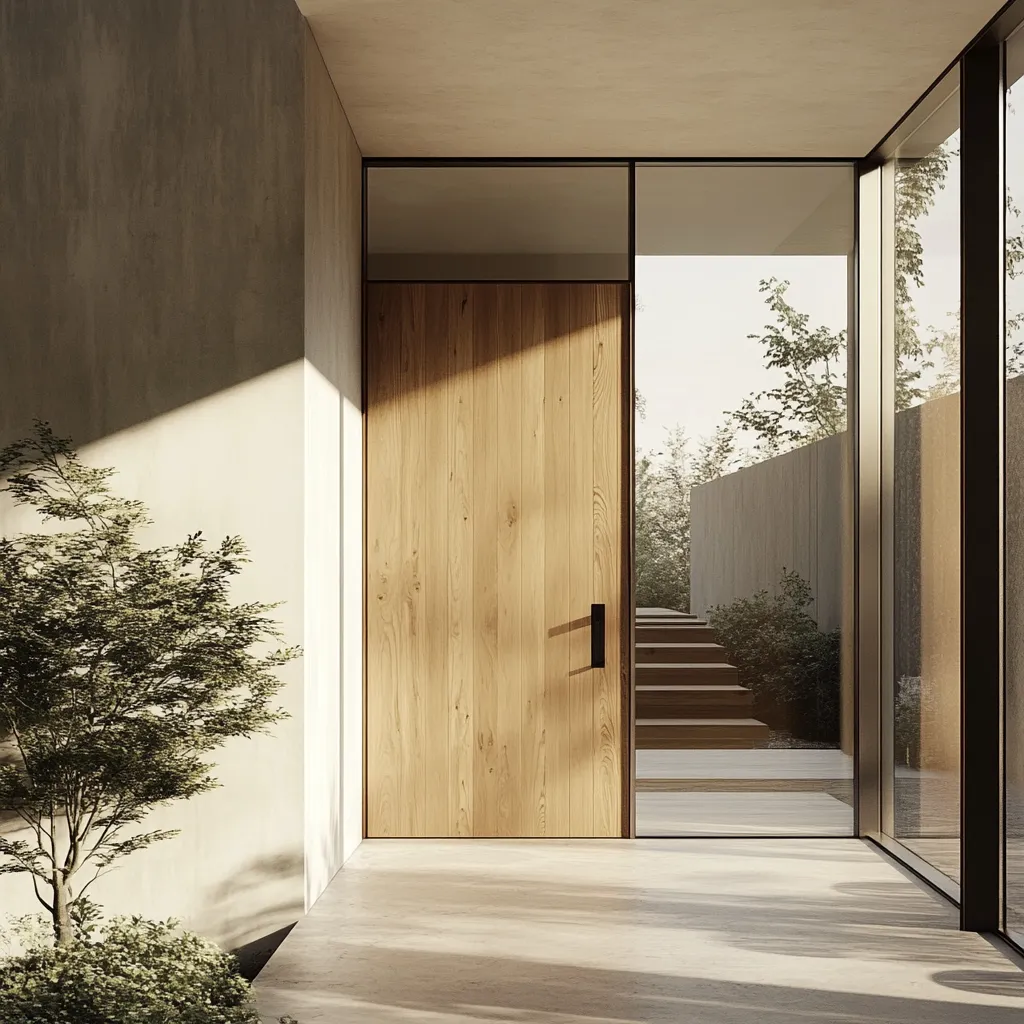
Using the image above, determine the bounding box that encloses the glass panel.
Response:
[1006,27,1024,947]
[366,164,629,280]
[885,86,961,883]
[633,163,855,837]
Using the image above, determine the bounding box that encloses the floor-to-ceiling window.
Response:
[1006,27,1024,946]
[632,163,855,837]
[882,78,962,885]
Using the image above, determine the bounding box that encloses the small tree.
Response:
[0,424,296,946]
[731,277,846,457]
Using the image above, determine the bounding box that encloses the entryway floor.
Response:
[256,839,1024,1023]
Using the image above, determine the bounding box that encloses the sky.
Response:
[635,255,848,455]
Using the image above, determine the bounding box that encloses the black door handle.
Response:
[591,603,605,668]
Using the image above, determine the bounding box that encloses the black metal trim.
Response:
[960,39,1005,934]
[851,163,863,838]
[363,157,858,167]
[360,276,630,284]
[867,833,962,905]
[624,159,637,839]
[360,157,370,842]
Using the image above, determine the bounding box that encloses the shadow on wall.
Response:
[201,853,305,979]
[366,282,626,409]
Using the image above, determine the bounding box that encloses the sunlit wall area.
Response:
[633,164,855,838]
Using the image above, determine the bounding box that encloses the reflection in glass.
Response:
[366,164,629,281]
[887,92,961,883]
[633,164,854,838]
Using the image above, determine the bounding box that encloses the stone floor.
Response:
[256,839,1024,1023]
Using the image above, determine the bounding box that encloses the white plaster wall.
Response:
[303,24,364,908]
[0,365,307,953]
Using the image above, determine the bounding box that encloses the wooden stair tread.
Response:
[636,717,767,727]
[638,662,737,670]
[636,683,749,693]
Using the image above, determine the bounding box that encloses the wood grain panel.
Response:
[423,286,450,835]
[543,285,573,837]
[569,285,596,837]
[398,284,426,837]
[367,284,401,836]
[496,286,523,835]
[447,285,475,836]
[366,282,625,837]
[593,284,623,837]
[521,285,548,833]
[472,285,501,836]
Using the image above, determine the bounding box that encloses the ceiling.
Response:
[298,0,1006,158]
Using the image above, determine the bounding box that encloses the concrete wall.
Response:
[0,0,362,965]
[302,24,364,907]
[690,432,850,631]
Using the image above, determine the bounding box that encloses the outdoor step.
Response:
[635,642,729,664]
[635,624,717,644]
[635,718,771,750]
[636,684,753,718]
[635,662,739,686]
[630,618,704,626]
[636,607,692,618]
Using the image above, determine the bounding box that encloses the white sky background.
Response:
[635,255,848,454]
[634,104,1024,460]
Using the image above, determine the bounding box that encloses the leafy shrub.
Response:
[0,917,264,1024]
[707,569,841,743]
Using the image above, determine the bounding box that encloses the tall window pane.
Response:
[1006,28,1024,946]
[886,86,961,883]
[633,164,854,838]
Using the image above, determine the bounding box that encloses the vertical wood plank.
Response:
[593,283,623,837]
[473,284,500,836]
[423,285,450,835]
[367,281,625,839]
[544,284,572,836]
[398,283,426,836]
[496,285,523,835]
[366,284,401,836]
[568,285,596,837]
[521,285,548,834]
[447,284,475,836]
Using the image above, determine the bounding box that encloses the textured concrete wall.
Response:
[0,0,306,448]
[690,431,850,631]
[893,391,960,775]
[0,0,361,966]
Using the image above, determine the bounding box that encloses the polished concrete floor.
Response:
[256,839,1024,1023]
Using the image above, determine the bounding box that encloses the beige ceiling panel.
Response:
[297,0,1004,158]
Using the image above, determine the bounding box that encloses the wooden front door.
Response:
[366,282,626,837]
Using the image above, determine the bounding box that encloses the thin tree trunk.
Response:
[51,871,74,946]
